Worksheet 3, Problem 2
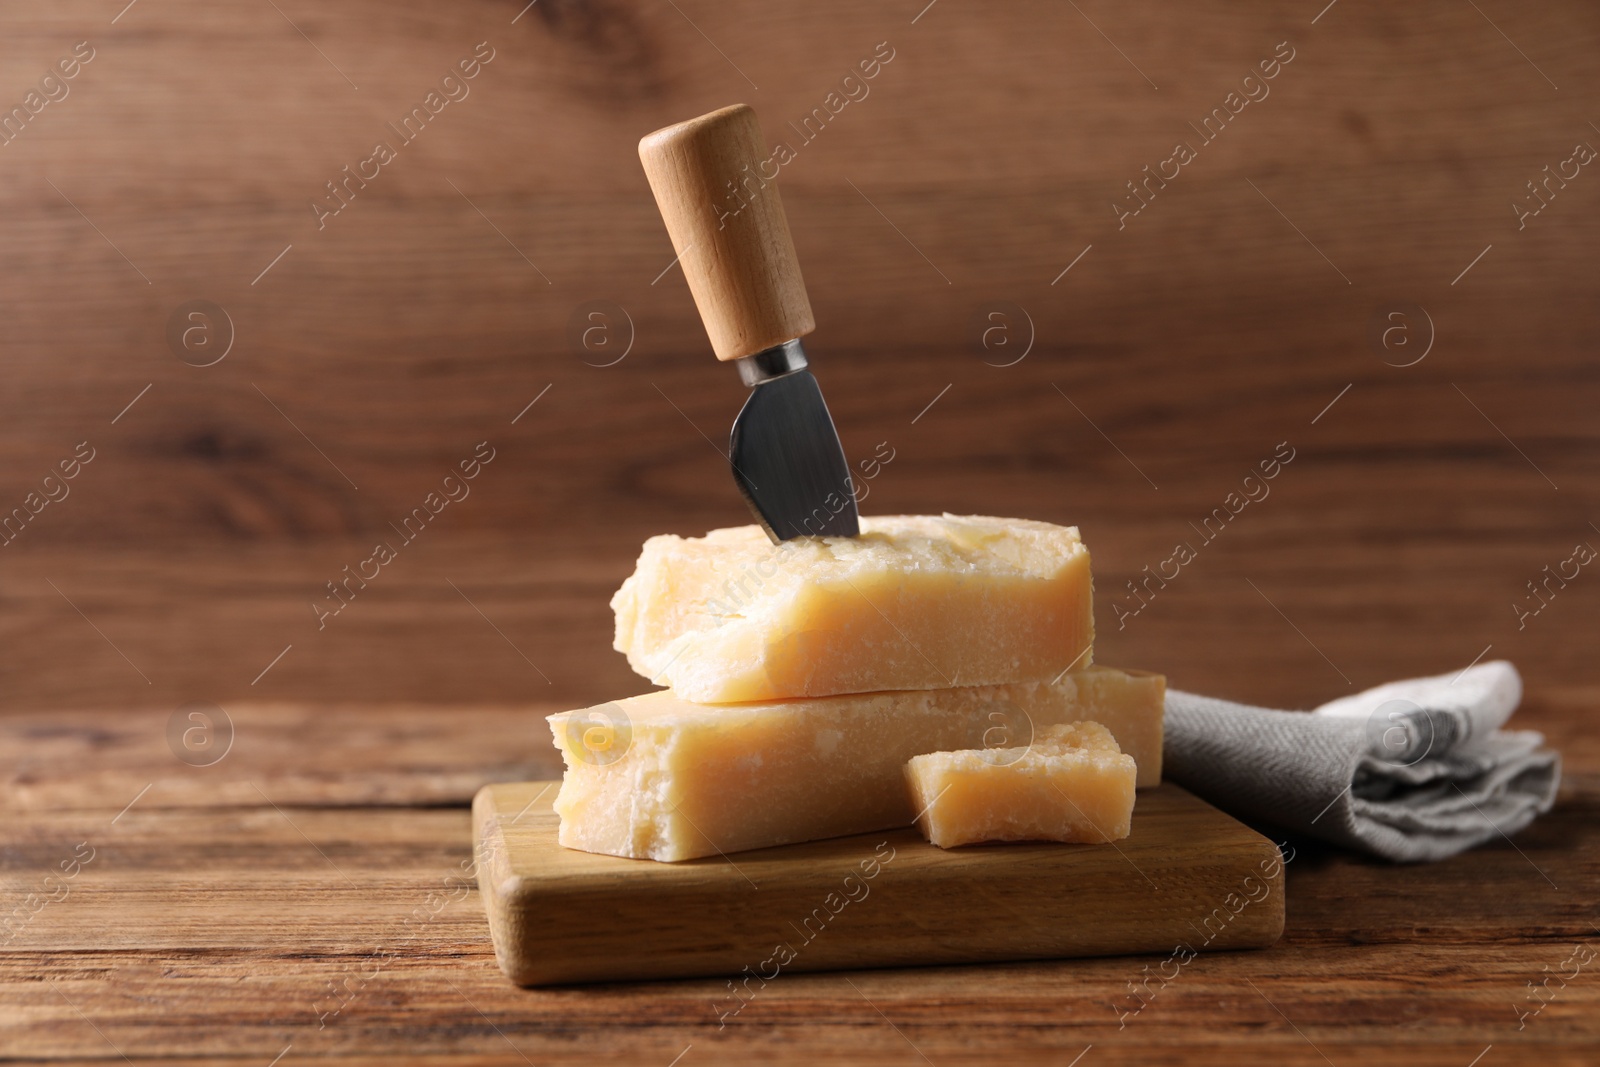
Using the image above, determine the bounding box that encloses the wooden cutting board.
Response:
[473,781,1285,987]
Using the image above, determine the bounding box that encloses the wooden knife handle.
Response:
[639,104,815,362]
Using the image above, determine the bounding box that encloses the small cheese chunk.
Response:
[611,514,1095,703]
[548,666,1161,862]
[905,722,1136,849]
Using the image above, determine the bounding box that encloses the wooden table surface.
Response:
[4,701,1596,1065]
[3,0,1598,1062]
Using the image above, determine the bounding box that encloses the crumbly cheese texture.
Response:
[905,722,1137,849]
[611,514,1095,703]
[548,666,1162,862]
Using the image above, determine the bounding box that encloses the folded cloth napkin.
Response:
[1162,661,1560,862]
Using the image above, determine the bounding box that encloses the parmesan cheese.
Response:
[548,666,1161,862]
[904,722,1137,849]
[611,514,1095,703]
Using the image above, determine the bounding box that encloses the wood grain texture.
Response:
[473,780,1284,986]
[3,703,1597,1064]
[639,103,817,360]
[0,0,1593,714]
[2,0,1598,1060]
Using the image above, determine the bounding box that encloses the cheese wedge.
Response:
[548,666,1162,862]
[611,514,1095,703]
[904,722,1137,849]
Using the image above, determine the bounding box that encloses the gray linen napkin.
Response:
[1162,661,1560,861]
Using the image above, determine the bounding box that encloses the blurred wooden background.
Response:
[5,2,1600,1064]
[0,0,1595,713]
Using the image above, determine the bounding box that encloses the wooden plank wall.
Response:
[0,0,1594,713]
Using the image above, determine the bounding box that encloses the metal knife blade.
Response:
[730,340,859,541]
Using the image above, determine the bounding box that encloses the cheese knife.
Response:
[639,103,859,542]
